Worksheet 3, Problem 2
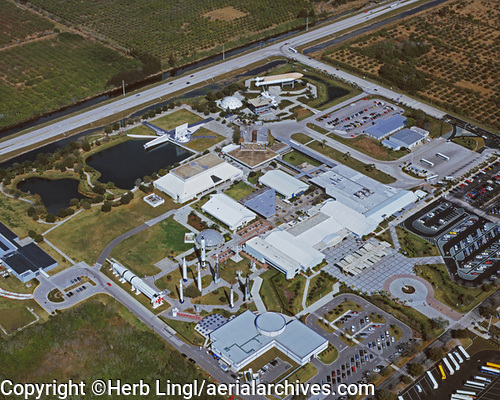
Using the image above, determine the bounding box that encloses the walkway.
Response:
[250,276,266,314]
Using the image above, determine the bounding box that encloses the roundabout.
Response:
[388,277,428,304]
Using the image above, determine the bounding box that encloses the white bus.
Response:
[457,389,476,396]
[458,345,470,360]
[474,375,491,382]
[436,153,450,161]
[443,357,454,375]
[426,174,438,182]
[448,353,460,371]
[426,370,438,389]
[288,47,297,53]
[420,158,434,167]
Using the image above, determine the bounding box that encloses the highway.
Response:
[0,0,428,158]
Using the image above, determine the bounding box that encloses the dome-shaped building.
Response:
[220,96,243,110]
[196,229,224,248]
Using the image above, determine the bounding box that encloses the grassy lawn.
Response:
[259,270,306,315]
[219,255,254,283]
[152,109,202,131]
[0,297,48,334]
[111,216,192,277]
[47,289,65,303]
[278,99,294,110]
[154,269,183,296]
[290,105,313,121]
[318,343,338,365]
[324,300,363,322]
[369,312,386,324]
[306,272,337,306]
[248,170,264,185]
[161,317,205,346]
[327,133,408,161]
[376,229,394,248]
[282,150,321,167]
[0,276,37,294]
[306,123,329,135]
[45,191,179,265]
[223,181,255,201]
[185,128,225,152]
[284,363,318,384]
[127,124,156,136]
[307,141,396,184]
[339,333,357,347]
[396,227,440,257]
[0,192,51,239]
[414,263,497,313]
[389,324,403,341]
[453,136,485,152]
[196,288,237,306]
[291,133,313,144]
[316,318,336,334]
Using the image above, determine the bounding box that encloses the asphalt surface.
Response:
[0,0,430,158]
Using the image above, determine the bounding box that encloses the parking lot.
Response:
[403,198,500,282]
[448,159,500,215]
[314,98,404,137]
[306,294,412,394]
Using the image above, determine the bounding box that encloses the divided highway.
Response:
[0,0,426,157]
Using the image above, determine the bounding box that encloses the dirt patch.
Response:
[228,148,278,167]
[203,6,247,21]
[352,137,389,158]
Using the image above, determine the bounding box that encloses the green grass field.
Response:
[396,227,440,257]
[324,300,363,322]
[291,133,313,144]
[186,129,225,152]
[0,297,48,334]
[45,191,179,265]
[318,343,338,364]
[307,141,396,184]
[282,150,321,167]
[152,109,202,130]
[111,217,192,276]
[0,296,221,399]
[0,32,141,129]
[223,181,255,200]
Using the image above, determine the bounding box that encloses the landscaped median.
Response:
[306,141,396,184]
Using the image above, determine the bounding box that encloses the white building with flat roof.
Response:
[153,153,243,203]
[208,311,328,372]
[244,230,324,279]
[259,170,308,199]
[202,193,256,232]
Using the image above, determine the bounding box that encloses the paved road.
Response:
[0,0,427,157]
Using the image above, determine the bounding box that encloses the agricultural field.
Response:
[0,0,54,47]
[26,0,315,65]
[321,0,500,130]
[0,32,142,129]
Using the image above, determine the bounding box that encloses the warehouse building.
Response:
[0,223,57,283]
[381,128,428,150]
[202,193,256,232]
[259,170,308,200]
[208,311,328,372]
[364,114,406,140]
[153,153,243,203]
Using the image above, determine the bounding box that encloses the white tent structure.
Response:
[259,170,308,199]
[202,193,256,232]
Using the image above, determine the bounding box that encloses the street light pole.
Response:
[122,80,125,96]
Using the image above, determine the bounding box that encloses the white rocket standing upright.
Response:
[201,237,206,269]
[182,257,187,282]
[179,279,184,304]
[197,264,202,293]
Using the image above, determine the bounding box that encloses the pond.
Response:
[17,177,85,214]
[303,73,350,109]
[85,138,192,189]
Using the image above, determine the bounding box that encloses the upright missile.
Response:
[182,257,187,282]
[197,264,202,293]
[201,237,206,269]
[230,282,234,309]
[179,279,184,304]
[245,274,250,301]
[215,254,221,285]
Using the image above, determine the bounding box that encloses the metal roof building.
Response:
[259,170,308,200]
[202,193,256,232]
[382,128,427,150]
[364,114,406,140]
[241,188,276,218]
[209,311,328,371]
[153,153,243,203]
[0,222,57,283]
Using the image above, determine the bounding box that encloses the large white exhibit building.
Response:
[202,193,256,232]
[153,153,243,203]
[259,170,309,200]
[207,311,328,371]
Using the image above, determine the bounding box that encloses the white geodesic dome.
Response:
[220,96,243,110]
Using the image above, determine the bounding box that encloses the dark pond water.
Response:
[86,139,192,190]
[17,177,84,214]
[303,74,350,108]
